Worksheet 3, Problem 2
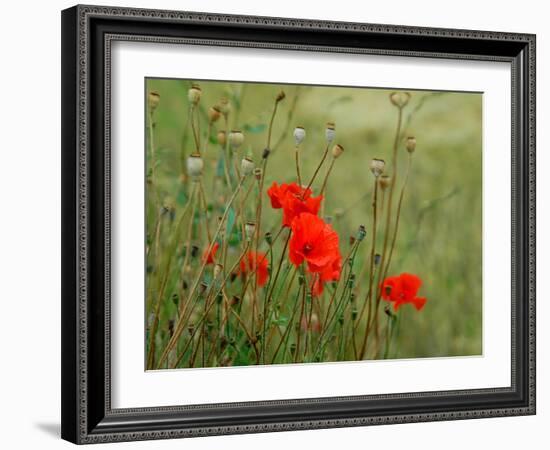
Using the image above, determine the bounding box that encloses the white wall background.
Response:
[0,0,544,448]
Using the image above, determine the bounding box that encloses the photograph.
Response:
[144,79,483,370]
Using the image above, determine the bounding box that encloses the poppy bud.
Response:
[331,143,344,159]
[351,308,358,321]
[406,136,416,153]
[276,90,286,102]
[187,323,195,335]
[298,274,305,285]
[245,221,256,241]
[290,343,297,355]
[188,84,202,105]
[171,293,179,306]
[349,236,356,246]
[228,130,244,150]
[186,153,204,179]
[217,130,227,147]
[262,147,271,159]
[357,224,367,241]
[241,157,254,176]
[265,232,273,245]
[379,175,391,190]
[148,91,160,112]
[325,122,335,143]
[370,158,385,177]
[168,319,175,337]
[213,263,223,279]
[198,281,208,296]
[218,97,231,115]
[384,305,395,317]
[389,91,411,108]
[374,253,381,265]
[338,314,344,325]
[293,126,306,145]
[208,105,221,123]
[190,244,199,258]
[231,296,240,307]
[254,167,263,180]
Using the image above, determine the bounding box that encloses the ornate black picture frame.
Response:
[61,4,536,444]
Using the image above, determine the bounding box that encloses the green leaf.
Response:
[243,123,267,134]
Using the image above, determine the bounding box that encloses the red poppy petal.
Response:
[412,296,427,311]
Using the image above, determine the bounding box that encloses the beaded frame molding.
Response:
[61,4,536,444]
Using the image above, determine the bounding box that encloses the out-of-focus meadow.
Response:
[146,78,482,363]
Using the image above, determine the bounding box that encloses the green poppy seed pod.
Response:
[186,153,204,179]
[148,91,160,112]
[370,158,385,177]
[217,130,227,147]
[406,136,417,153]
[379,175,391,190]
[218,97,231,115]
[293,126,306,145]
[276,90,286,102]
[331,143,344,159]
[241,157,255,176]
[325,122,335,143]
[208,105,221,123]
[229,130,244,150]
[188,84,202,105]
[245,221,256,241]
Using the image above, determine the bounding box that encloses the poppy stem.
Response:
[146,183,197,369]
[295,146,303,187]
[190,105,201,153]
[368,103,405,358]
[157,176,246,369]
[305,144,330,192]
[319,158,336,217]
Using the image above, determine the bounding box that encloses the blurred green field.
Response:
[146,77,482,361]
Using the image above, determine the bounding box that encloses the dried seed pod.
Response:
[325,122,335,143]
[276,90,286,102]
[370,158,385,177]
[217,130,227,147]
[406,136,417,153]
[148,91,160,112]
[188,84,202,105]
[379,175,391,190]
[245,221,256,241]
[293,126,306,145]
[186,153,204,179]
[240,157,255,176]
[228,130,244,150]
[208,105,221,123]
[331,143,344,159]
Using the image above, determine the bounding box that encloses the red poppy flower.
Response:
[311,255,342,297]
[267,182,323,227]
[239,251,269,288]
[381,272,427,311]
[289,212,342,277]
[202,241,219,265]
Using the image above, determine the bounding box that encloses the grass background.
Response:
[146,78,482,359]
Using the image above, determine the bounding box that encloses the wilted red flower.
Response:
[381,273,427,311]
[289,212,342,278]
[239,251,269,288]
[267,182,323,227]
[202,241,219,265]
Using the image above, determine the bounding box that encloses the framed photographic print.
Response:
[61,4,536,444]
